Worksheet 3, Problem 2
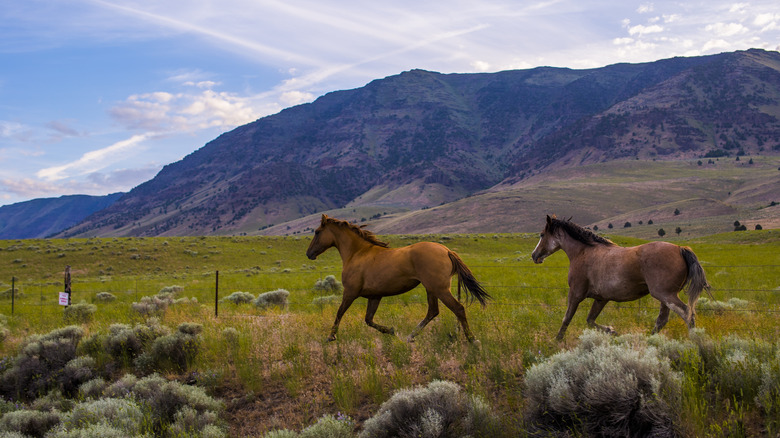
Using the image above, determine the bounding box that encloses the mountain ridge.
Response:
[28,48,780,238]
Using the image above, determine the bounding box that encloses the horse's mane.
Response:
[324,217,390,248]
[547,216,615,247]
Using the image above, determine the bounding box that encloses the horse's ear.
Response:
[546,215,552,224]
[321,214,328,222]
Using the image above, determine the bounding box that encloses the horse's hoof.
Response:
[406,336,416,343]
[326,335,336,342]
[470,339,482,350]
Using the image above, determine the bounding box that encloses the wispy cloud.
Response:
[36,133,152,181]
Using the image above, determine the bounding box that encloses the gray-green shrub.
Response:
[0,326,83,401]
[524,330,681,437]
[63,303,96,324]
[134,323,202,373]
[222,291,255,305]
[314,275,343,294]
[58,397,146,436]
[94,292,116,303]
[0,409,60,437]
[359,380,499,438]
[253,289,289,309]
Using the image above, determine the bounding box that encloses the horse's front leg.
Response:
[407,291,440,342]
[328,294,357,342]
[586,299,615,335]
[365,297,395,336]
[556,286,586,341]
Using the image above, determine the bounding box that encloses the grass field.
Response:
[0,229,778,436]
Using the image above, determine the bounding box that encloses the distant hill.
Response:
[57,49,780,238]
[0,193,124,239]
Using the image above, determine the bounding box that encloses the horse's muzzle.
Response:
[306,251,317,260]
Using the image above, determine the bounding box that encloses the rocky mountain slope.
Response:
[57,49,780,238]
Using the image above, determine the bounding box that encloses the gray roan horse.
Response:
[306,215,491,343]
[532,215,711,340]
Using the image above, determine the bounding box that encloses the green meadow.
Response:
[0,229,778,436]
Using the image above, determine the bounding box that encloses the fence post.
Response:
[215,270,219,318]
[64,265,72,307]
[11,277,15,315]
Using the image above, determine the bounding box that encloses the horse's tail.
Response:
[680,246,712,320]
[448,251,491,307]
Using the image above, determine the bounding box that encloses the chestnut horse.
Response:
[306,215,490,342]
[532,215,711,340]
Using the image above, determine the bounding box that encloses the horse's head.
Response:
[306,214,337,260]
[531,215,562,264]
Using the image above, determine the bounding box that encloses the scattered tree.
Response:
[755,224,763,230]
[608,223,613,229]
[658,229,666,237]
[624,222,632,228]
[675,227,682,235]
[674,208,681,216]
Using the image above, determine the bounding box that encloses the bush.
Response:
[63,303,96,324]
[58,397,146,436]
[359,380,499,438]
[0,409,61,437]
[129,374,224,434]
[757,350,780,432]
[524,330,681,437]
[60,356,96,397]
[134,323,202,373]
[314,275,343,294]
[103,320,170,367]
[222,291,255,305]
[0,326,84,401]
[253,289,289,309]
[94,292,116,303]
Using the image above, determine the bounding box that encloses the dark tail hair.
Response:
[448,251,491,307]
[680,246,712,320]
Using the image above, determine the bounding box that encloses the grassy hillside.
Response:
[354,156,780,237]
[0,230,777,436]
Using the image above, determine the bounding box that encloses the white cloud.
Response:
[470,60,491,71]
[110,88,260,133]
[628,24,664,36]
[613,37,634,45]
[702,39,731,52]
[36,133,152,181]
[705,22,749,37]
[637,3,654,13]
[279,91,315,107]
[729,3,749,13]
[662,14,681,23]
[0,121,25,137]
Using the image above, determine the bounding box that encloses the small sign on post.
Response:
[58,292,70,306]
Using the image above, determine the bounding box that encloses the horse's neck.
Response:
[332,228,374,263]
[557,231,589,261]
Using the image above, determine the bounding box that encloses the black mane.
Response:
[547,217,615,247]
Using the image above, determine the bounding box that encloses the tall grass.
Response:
[0,230,777,436]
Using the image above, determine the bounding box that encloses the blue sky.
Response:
[1,0,778,207]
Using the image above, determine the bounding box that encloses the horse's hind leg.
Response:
[438,292,476,343]
[365,297,395,336]
[407,292,440,342]
[586,299,616,335]
[662,294,693,330]
[652,303,671,334]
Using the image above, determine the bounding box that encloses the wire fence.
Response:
[1,263,778,321]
